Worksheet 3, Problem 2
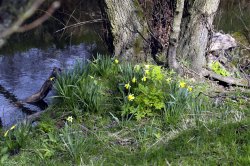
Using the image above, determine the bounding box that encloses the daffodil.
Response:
[166,78,172,83]
[10,125,16,130]
[134,65,140,71]
[4,130,9,137]
[187,86,193,92]
[132,77,136,83]
[179,81,186,88]
[124,83,131,89]
[4,124,17,137]
[114,59,119,64]
[49,77,55,81]
[141,76,147,82]
[144,64,150,69]
[144,69,149,75]
[128,94,135,101]
[67,116,73,123]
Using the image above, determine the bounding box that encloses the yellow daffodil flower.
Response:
[134,65,140,71]
[4,130,9,137]
[132,77,136,83]
[49,77,55,81]
[187,86,193,92]
[67,116,73,123]
[166,78,172,83]
[144,69,149,75]
[128,94,135,101]
[144,65,150,69]
[179,81,186,88]
[4,124,17,137]
[141,76,147,82]
[124,83,131,89]
[10,125,16,130]
[114,59,119,64]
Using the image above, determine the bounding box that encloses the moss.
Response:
[133,0,144,20]
[133,37,143,56]
[232,32,249,46]
[210,61,230,76]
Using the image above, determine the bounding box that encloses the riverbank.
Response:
[0,55,249,165]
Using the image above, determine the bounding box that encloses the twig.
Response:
[55,19,104,33]
[195,91,227,99]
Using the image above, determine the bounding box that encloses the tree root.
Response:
[202,69,250,87]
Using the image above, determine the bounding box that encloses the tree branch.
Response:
[17,1,60,33]
[0,0,60,40]
[202,69,250,87]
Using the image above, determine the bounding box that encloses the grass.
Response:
[0,55,249,165]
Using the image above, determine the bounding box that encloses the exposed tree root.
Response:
[202,69,250,87]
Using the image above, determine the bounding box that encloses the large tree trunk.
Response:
[177,0,220,72]
[100,0,149,62]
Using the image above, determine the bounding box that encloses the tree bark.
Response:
[167,0,185,72]
[177,0,220,72]
[101,0,149,62]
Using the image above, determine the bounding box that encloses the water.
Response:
[216,0,250,33]
[0,0,107,128]
[0,43,97,127]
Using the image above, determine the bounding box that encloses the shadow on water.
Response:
[0,84,35,115]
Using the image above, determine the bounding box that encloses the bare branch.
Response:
[0,0,45,38]
[202,69,250,87]
[17,1,60,33]
[55,19,104,33]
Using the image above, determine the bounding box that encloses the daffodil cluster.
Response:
[179,81,192,92]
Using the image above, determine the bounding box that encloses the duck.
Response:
[25,67,61,103]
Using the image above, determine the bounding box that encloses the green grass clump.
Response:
[0,55,249,165]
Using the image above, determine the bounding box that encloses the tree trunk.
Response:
[100,0,221,71]
[100,0,149,62]
[167,0,185,72]
[177,0,220,72]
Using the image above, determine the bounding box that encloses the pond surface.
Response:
[0,43,98,127]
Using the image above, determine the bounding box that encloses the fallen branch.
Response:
[202,69,250,87]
